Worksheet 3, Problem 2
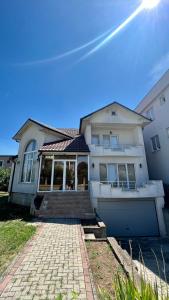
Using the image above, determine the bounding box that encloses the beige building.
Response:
[9,102,166,236]
[136,70,169,185]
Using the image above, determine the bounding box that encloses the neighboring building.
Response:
[136,70,169,185]
[9,102,166,236]
[0,155,15,169]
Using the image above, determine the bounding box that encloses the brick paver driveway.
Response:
[0,219,95,300]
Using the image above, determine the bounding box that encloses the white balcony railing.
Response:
[100,181,136,190]
[90,180,164,199]
[89,144,144,156]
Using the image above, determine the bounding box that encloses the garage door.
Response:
[97,199,159,237]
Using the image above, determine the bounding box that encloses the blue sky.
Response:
[0,0,169,154]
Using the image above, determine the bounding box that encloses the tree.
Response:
[0,168,11,191]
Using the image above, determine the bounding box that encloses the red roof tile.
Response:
[40,135,89,153]
[56,128,79,137]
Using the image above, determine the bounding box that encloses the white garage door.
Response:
[97,198,159,237]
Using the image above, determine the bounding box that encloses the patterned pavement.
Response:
[0,219,96,300]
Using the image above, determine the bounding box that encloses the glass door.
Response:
[107,164,118,187]
[110,135,119,149]
[53,161,64,190]
[118,164,127,188]
[65,161,76,190]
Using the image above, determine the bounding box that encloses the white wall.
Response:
[136,72,169,184]
[12,123,62,195]
[82,103,149,187]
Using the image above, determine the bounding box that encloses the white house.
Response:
[9,102,166,236]
[136,70,169,185]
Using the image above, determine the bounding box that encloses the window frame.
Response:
[21,140,37,183]
[151,135,161,152]
[99,162,136,188]
[159,95,166,105]
[91,134,100,145]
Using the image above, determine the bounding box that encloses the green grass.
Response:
[0,220,36,274]
[0,194,36,274]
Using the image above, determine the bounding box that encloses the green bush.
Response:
[0,168,11,191]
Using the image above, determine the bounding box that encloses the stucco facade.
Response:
[136,70,169,185]
[9,102,166,236]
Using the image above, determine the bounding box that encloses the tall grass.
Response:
[98,272,169,300]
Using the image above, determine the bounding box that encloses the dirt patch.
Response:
[86,241,120,299]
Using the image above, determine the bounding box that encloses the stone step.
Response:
[35,191,94,219]
[43,197,90,200]
[46,198,91,202]
[37,213,95,219]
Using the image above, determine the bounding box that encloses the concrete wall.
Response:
[136,71,169,184]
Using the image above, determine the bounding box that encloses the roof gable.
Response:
[80,101,150,132]
[13,119,76,141]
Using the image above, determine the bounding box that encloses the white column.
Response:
[84,124,91,145]
[51,158,55,191]
[133,126,144,145]
[75,156,78,191]
[37,155,42,192]
[88,155,90,182]
[155,197,167,236]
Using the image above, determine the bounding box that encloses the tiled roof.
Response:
[56,128,79,137]
[40,135,89,153]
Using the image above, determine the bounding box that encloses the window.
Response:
[103,135,110,147]
[151,135,160,152]
[160,95,166,105]
[146,107,154,120]
[100,164,107,182]
[99,163,135,188]
[0,160,4,168]
[21,140,37,183]
[111,111,117,116]
[111,136,118,148]
[91,135,99,145]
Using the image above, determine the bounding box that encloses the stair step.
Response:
[35,191,94,219]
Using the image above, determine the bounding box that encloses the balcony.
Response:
[90,180,164,199]
[89,143,144,157]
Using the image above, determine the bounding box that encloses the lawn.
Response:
[0,193,36,274]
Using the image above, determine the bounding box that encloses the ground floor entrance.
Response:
[38,154,89,192]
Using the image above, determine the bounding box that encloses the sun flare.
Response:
[142,0,160,9]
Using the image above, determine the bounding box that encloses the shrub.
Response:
[0,168,11,191]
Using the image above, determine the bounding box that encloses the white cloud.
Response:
[149,52,169,83]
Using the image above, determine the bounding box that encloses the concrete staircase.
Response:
[35,192,95,219]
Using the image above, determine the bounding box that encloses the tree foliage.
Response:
[0,168,11,191]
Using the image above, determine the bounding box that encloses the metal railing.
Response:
[91,143,139,151]
[100,181,137,190]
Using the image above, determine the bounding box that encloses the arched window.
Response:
[21,140,37,183]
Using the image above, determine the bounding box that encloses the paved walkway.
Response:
[0,219,95,300]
